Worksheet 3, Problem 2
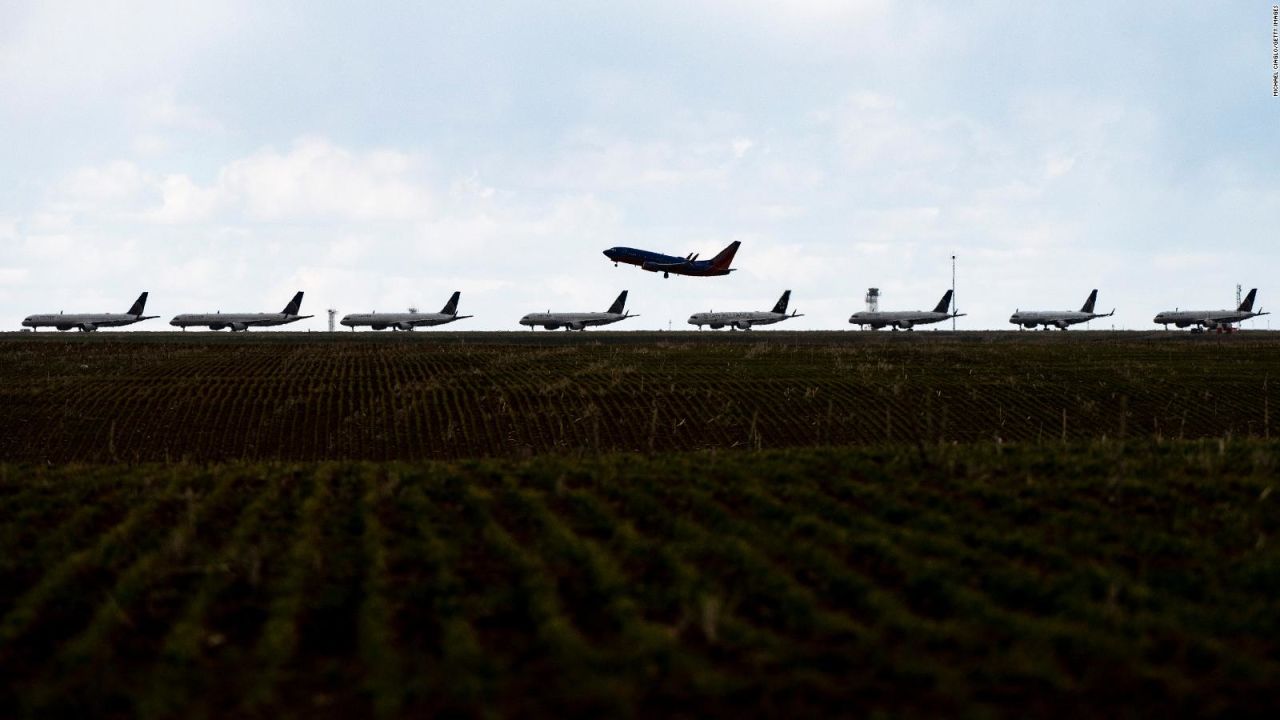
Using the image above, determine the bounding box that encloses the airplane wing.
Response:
[1201,313,1237,324]
[411,314,474,325]
[641,260,692,272]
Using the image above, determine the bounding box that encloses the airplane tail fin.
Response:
[709,241,741,271]
[771,290,791,314]
[440,291,461,315]
[282,291,304,316]
[607,290,628,315]
[1080,289,1098,314]
[1239,288,1257,313]
[127,291,149,316]
[933,289,954,314]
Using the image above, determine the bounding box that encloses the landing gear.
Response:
[663,272,669,278]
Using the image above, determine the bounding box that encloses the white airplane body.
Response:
[849,290,962,330]
[688,290,802,330]
[170,291,312,331]
[1154,289,1267,330]
[1010,290,1113,330]
[22,292,157,332]
[341,291,471,331]
[520,291,636,330]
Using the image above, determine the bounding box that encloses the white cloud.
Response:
[0,0,251,109]
[45,138,435,226]
[216,138,430,222]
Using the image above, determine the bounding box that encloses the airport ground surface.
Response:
[3,332,1278,717]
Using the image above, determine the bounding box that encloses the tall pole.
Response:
[951,255,956,331]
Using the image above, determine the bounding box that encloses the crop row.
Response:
[2,440,1280,716]
[2,337,1278,463]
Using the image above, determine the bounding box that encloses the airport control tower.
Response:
[865,288,880,312]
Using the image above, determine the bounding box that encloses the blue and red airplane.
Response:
[602,241,741,278]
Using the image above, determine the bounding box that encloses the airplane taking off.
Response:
[1010,289,1114,330]
[519,291,636,330]
[848,290,963,330]
[170,291,313,331]
[603,241,740,278]
[688,290,802,330]
[340,291,472,331]
[21,292,157,332]
[1153,288,1268,331]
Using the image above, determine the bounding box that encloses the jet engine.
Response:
[371,324,388,331]
[80,323,97,332]
[228,322,248,332]
[545,323,560,330]
[897,320,914,330]
[569,322,586,331]
[1023,322,1037,329]
[1054,320,1069,329]
[709,323,724,330]
[209,323,226,331]
[1175,321,1191,328]
[395,322,414,331]
[870,322,885,330]
[56,324,74,331]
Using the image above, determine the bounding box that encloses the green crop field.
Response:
[1,331,1277,463]
[2,442,1279,717]
[2,333,1278,717]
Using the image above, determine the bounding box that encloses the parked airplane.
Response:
[1153,289,1267,331]
[340,291,471,331]
[1009,289,1114,330]
[21,292,157,332]
[848,290,963,330]
[688,290,802,330]
[603,241,741,278]
[170,291,312,331]
[519,291,636,330]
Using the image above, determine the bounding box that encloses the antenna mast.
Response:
[951,254,957,330]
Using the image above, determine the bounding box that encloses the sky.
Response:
[1,1,1278,331]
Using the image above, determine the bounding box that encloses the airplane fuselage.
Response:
[603,247,734,277]
[519,312,630,331]
[169,313,311,331]
[1009,311,1103,330]
[21,313,157,332]
[340,313,471,331]
[688,311,794,330]
[848,311,951,330]
[1153,309,1263,329]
